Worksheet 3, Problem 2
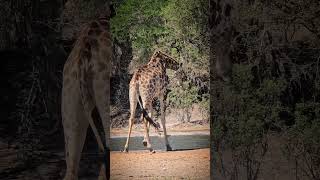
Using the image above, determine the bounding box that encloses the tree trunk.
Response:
[209,0,234,82]
[209,0,235,179]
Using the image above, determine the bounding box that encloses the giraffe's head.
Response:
[149,50,182,71]
[148,50,184,86]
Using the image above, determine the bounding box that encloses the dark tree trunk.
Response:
[209,0,234,82]
[209,0,235,179]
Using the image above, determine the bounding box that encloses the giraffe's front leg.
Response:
[142,122,149,147]
[160,95,172,151]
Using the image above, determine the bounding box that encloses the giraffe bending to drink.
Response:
[123,50,181,153]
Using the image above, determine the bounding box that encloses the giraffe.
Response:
[61,3,114,180]
[123,50,181,153]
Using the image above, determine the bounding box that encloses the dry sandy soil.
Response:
[111,148,210,180]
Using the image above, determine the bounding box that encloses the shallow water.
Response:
[110,134,210,151]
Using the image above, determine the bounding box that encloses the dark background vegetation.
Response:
[210,0,320,179]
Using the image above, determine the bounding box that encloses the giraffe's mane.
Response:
[148,50,177,64]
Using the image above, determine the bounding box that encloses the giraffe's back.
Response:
[130,65,167,102]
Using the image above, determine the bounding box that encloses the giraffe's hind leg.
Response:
[92,75,111,180]
[62,93,88,180]
[123,84,138,153]
[123,113,134,152]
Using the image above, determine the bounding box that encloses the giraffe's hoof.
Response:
[142,141,147,147]
[166,145,172,151]
[148,147,155,154]
[122,148,128,153]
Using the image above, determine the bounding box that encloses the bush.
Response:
[212,64,287,179]
[284,102,320,179]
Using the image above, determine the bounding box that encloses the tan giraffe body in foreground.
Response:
[123,51,181,153]
[61,4,114,180]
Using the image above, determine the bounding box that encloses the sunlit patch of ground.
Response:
[111,148,210,180]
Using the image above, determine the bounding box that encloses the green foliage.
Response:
[111,0,209,66]
[160,0,209,75]
[168,80,200,109]
[217,64,286,143]
[212,64,287,178]
[111,0,168,59]
[161,0,208,45]
[167,80,209,122]
[111,0,210,116]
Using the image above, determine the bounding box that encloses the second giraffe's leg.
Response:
[160,96,172,151]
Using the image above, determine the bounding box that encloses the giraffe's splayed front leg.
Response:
[120,148,128,153]
[149,148,156,154]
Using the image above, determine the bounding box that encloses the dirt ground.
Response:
[111,148,210,180]
[0,106,210,179]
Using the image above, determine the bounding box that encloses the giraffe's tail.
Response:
[134,84,161,132]
[77,56,108,171]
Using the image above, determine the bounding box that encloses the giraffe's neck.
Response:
[148,58,167,72]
